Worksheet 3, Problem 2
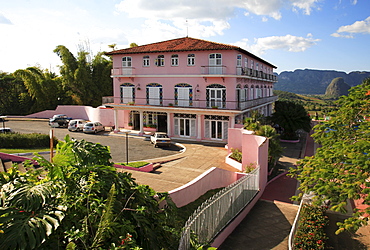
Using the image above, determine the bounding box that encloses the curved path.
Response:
[114,139,239,192]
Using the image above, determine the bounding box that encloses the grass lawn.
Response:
[0,148,50,154]
[115,161,150,168]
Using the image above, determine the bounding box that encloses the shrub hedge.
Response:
[0,132,58,149]
[294,204,328,249]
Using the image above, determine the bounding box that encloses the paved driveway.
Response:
[5,118,236,192]
[6,118,182,162]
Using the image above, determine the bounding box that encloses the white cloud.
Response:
[234,34,320,55]
[0,13,12,24]
[115,0,320,40]
[332,16,370,38]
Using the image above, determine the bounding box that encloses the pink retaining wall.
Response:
[168,167,246,208]
[25,105,125,128]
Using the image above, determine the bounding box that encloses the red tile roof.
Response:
[106,37,276,68]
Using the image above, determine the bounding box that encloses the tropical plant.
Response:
[0,72,32,115]
[0,135,180,249]
[290,78,370,234]
[13,67,63,112]
[255,125,283,170]
[271,100,312,140]
[54,45,112,107]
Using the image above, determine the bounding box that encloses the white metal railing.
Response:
[288,193,315,250]
[178,167,260,250]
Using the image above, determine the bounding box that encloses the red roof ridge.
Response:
[106,37,276,68]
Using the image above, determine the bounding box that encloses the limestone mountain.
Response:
[325,77,351,98]
[275,69,370,94]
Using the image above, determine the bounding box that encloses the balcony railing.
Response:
[103,95,278,111]
[111,66,277,82]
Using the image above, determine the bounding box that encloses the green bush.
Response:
[230,148,242,163]
[294,204,328,249]
[0,132,58,149]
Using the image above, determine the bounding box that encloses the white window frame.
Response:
[171,54,179,66]
[187,54,195,66]
[120,85,134,104]
[156,55,165,67]
[209,53,222,74]
[143,56,150,67]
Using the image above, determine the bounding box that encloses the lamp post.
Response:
[124,131,130,165]
[49,129,54,163]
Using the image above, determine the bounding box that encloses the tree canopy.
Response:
[271,100,312,139]
[0,136,179,249]
[290,78,370,233]
[54,45,112,107]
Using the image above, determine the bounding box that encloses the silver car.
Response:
[68,119,87,132]
[83,122,105,134]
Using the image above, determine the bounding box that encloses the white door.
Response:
[148,87,160,105]
[121,87,133,103]
[210,88,223,108]
[177,87,190,106]
[209,53,222,74]
[205,120,228,140]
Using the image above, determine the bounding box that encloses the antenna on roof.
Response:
[186,19,188,37]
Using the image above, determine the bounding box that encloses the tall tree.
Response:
[54,45,112,107]
[13,67,62,113]
[271,100,312,139]
[290,78,370,233]
[0,72,33,115]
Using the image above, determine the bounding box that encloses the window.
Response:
[209,53,222,74]
[206,84,226,108]
[187,54,195,66]
[174,114,196,137]
[237,54,242,67]
[175,83,192,107]
[244,58,248,68]
[156,55,164,66]
[143,56,150,67]
[256,62,259,71]
[204,115,229,140]
[122,57,132,67]
[171,54,179,66]
[236,54,242,75]
[146,83,162,105]
[120,83,135,104]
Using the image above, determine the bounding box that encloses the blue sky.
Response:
[0,0,369,74]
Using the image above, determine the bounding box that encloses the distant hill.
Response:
[274,69,370,94]
[325,77,350,98]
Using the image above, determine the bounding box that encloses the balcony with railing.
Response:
[103,95,278,111]
[111,66,277,82]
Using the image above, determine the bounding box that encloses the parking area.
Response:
[5,118,183,163]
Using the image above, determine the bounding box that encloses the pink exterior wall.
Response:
[168,167,246,208]
[112,49,275,108]
[25,105,125,128]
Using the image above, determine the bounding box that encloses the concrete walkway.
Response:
[115,139,238,192]
[218,134,309,250]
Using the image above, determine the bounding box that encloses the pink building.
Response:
[105,37,277,142]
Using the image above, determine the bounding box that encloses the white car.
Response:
[68,119,87,132]
[83,122,105,134]
[150,132,172,147]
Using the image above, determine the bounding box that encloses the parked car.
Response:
[150,132,172,147]
[49,115,72,128]
[68,119,87,132]
[0,127,13,133]
[83,122,105,134]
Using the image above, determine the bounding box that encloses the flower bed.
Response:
[294,204,328,249]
